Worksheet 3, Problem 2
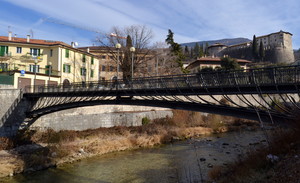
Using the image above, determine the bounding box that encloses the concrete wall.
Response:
[0,87,23,136]
[0,86,21,124]
[31,106,173,131]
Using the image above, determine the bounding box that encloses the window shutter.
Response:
[90,69,94,77]
[63,64,66,72]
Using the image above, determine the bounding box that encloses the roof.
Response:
[197,57,251,63]
[0,36,95,56]
[257,30,293,39]
[187,57,252,69]
[0,36,69,46]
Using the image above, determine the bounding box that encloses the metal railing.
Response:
[23,65,300,94]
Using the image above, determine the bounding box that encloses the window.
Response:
[50,49,53,57]
[90,69,94,78]
[0,63,8,71]
[101,55,106,59]
[109,66,114,72]
[29,64,39,73]
[91,57,94,65]
[0,46,8,56]
[80,67,86,76]
[102,65,106,71]
[16,47,22,54]
[82,54,86,62]
[30,48,40,56]
[65,49,69,58]
[63,64,71,73]
[45,65,52,75]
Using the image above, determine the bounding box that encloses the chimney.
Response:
[87,47,90,53]
[71,42,75,48]
[8,31,12,41]
[27,35,30,42]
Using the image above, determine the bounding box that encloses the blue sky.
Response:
[1,0,300,49]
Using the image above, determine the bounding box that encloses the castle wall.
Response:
[218,31,294,64]
[272,46,295,64]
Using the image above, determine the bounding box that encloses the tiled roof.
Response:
[197,57,251,63]
[0,36,70,46]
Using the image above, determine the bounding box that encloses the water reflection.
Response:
[1,130,268,183]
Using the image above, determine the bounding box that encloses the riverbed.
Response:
[0,129,269,183]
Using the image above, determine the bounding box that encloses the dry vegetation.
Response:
[0,110,259,178]
[208,117,300,183]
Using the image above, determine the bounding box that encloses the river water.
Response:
[1,129,269,183]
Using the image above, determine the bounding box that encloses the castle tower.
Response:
[256,30,294,63]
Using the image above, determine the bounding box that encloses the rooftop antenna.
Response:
[30,29,34,38]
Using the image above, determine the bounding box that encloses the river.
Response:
[1,129,269,183]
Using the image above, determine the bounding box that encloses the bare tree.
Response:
[95,25,154,80]
[151,41,183,76]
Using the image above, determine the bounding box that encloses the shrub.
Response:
[142,117,150,125]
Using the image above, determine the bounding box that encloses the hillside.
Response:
[181,38,251,48]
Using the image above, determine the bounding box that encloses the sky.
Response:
[0,0,300,49]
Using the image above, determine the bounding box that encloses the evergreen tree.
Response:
[184,45,190,58]
[220,57,241,70]
[259,40,265,61]
[190,48,194,59]
[165,29,188,73]
[204,42,209,56]
[252,35,259,60]
[199,46,204,58]
[193,43,200,58]
[122,35,133,80]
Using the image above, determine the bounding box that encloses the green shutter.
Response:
[38,49,41,56]
[91,57,94,64]
[68,65,71,73]
[65,49,69,58]
[80,68,83,75]
[90,69,94,77]
[83,54,86,62]
[0,46,8,56]
[45,65,49,74]
[63,64,66,72]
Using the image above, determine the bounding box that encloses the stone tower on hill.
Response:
[207,30,295,64]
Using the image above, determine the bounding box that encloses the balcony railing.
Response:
[0,63,60,76]
[0,52,12,61]
[20,53,43,62]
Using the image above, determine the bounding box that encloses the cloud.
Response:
[2,0,300,48]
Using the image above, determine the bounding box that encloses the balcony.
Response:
[0,63,61,77]
[0,52,12,61]
[20,53,43,62]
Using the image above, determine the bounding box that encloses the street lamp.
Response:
[115,43,121,80]
[34,59,38,92]
[48,61,52,83]
[130,47,135,80]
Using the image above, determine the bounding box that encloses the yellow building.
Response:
[0,32,99,89]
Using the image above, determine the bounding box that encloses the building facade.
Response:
[0,32,99,89]
[186,57,251,73]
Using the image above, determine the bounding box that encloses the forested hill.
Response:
[181,38,251,48]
